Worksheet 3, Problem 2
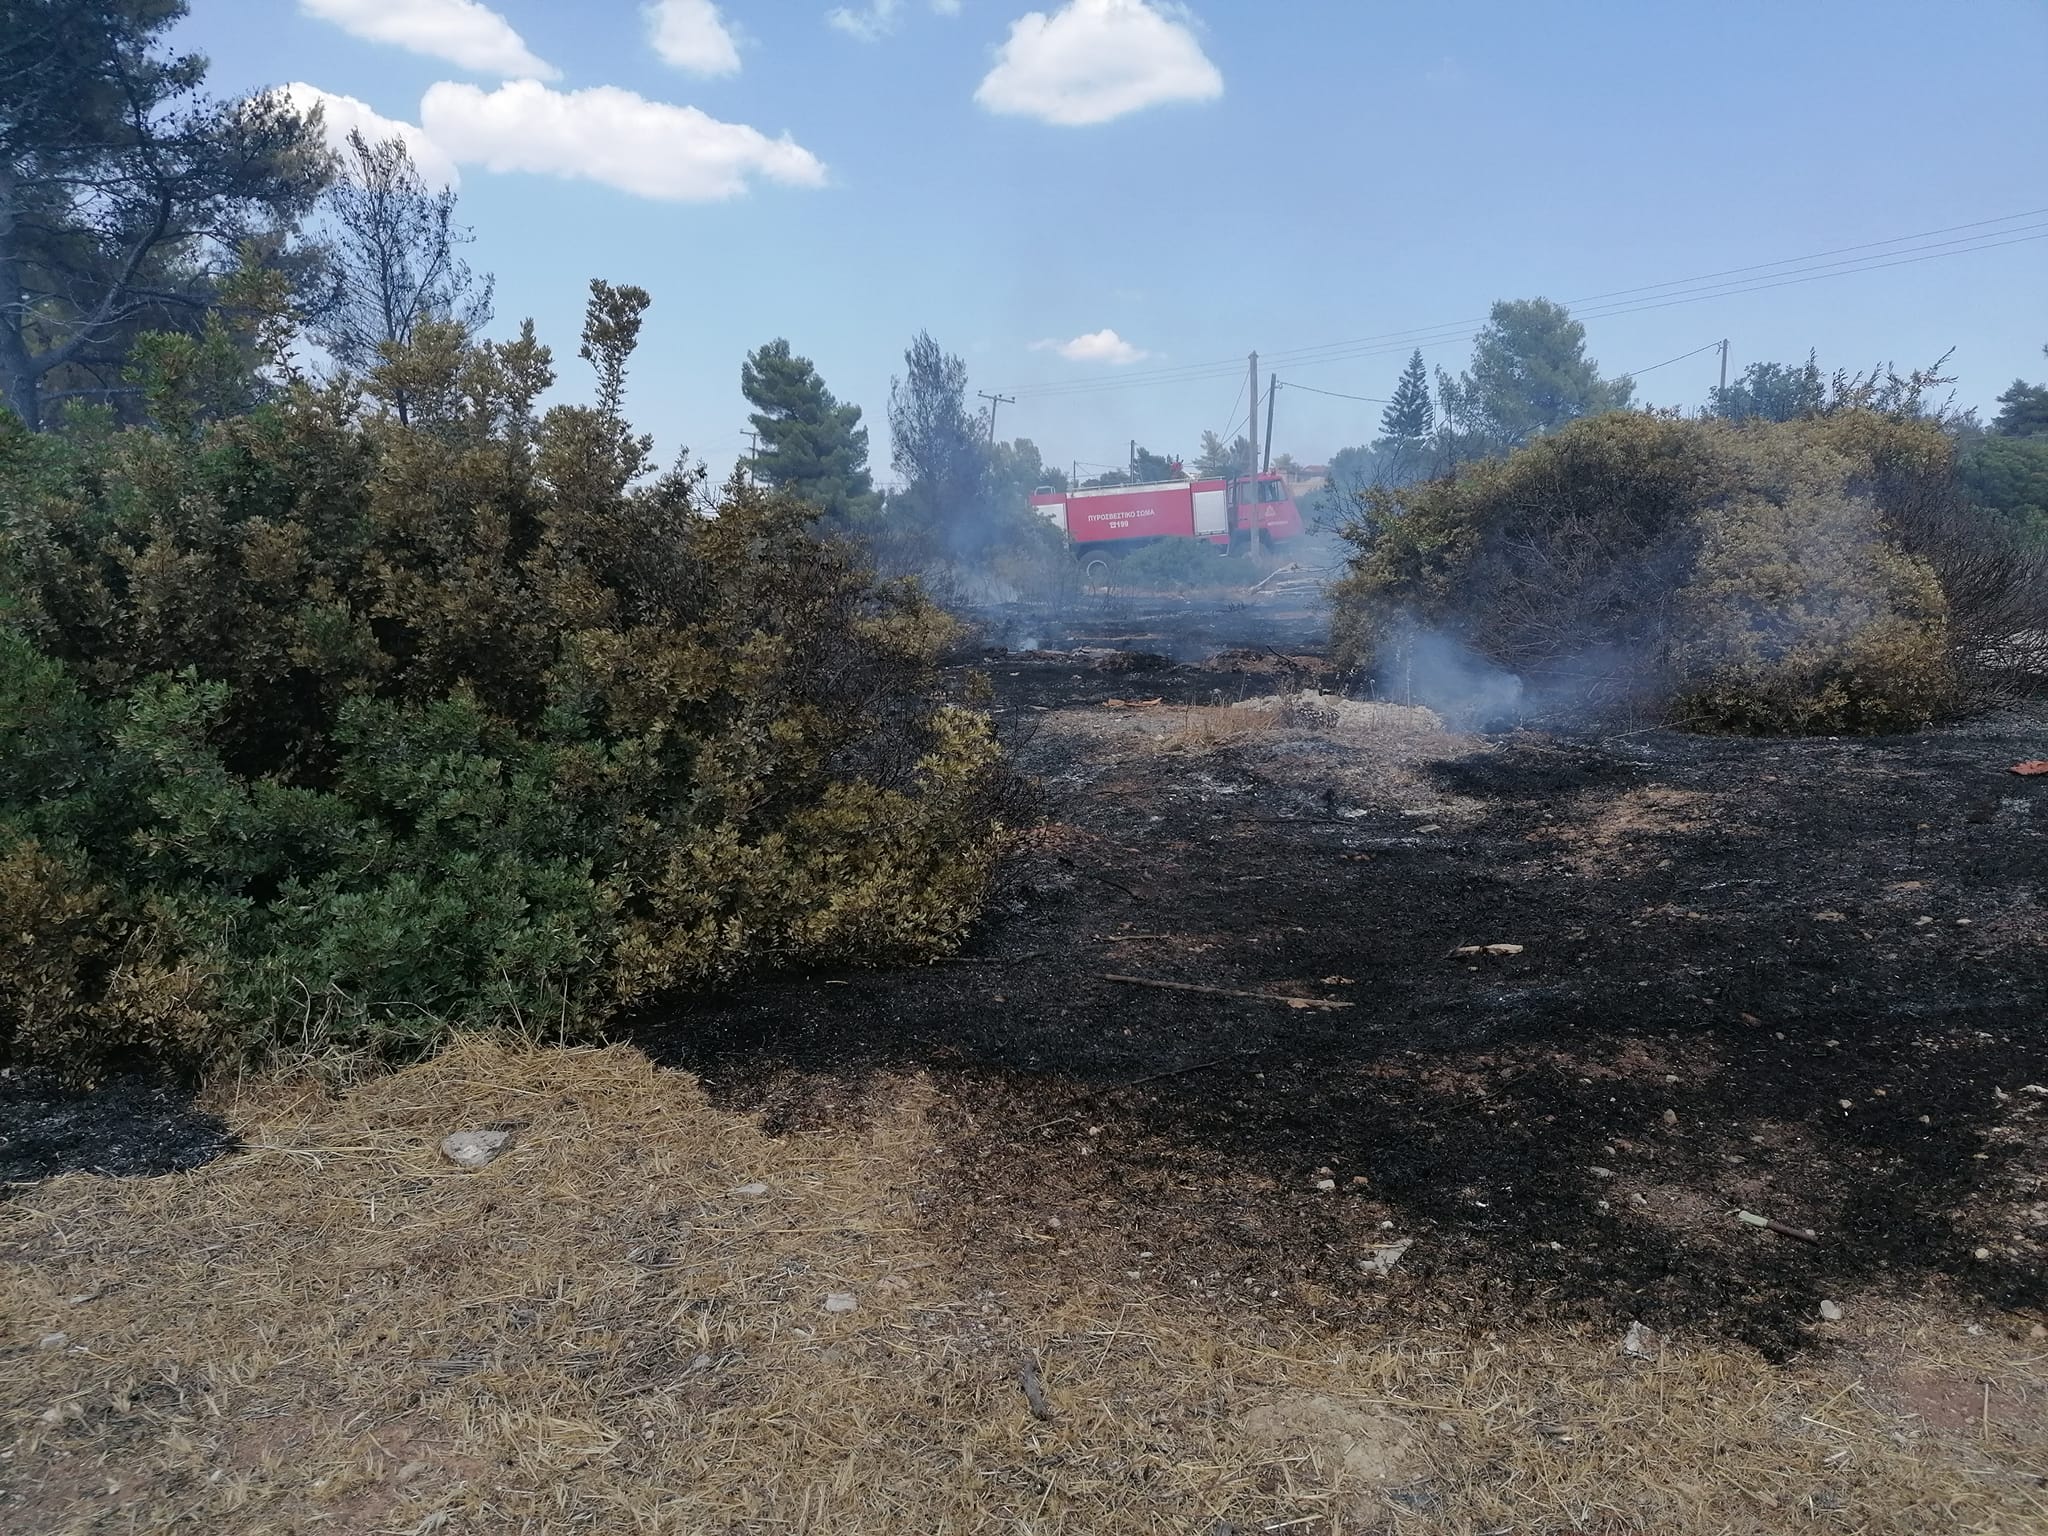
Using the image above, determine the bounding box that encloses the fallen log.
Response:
[1099,974,1353,1010]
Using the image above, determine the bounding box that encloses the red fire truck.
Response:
[1029,472,1305,553]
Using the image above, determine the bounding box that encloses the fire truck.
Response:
[1029,472,1305,553]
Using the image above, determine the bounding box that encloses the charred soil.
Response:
[645,595,2048,1360]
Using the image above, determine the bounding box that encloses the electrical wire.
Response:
[1277,380,1391,404]
[1002,212,2046,401]
[1617,340,1725,378]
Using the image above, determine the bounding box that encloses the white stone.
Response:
[1361,1239,1412,1278]
[822,1292,858,1314]
[731,1182,770,1197]
[440,1129,512,1170]
[1819,1300,1844,1322]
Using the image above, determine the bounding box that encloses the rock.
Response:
[822,1292,859,1314]
[1819,1300,1844,1322]
[37,1332,67,1350]
[1622,1320,1656,1359]
[1661,1109,1679,1127]
[440,1129,512,1170]
[1974,1247,1992,1261]
[1589,1166,1616,1179]
[1314,1178,1337,1193]
[2028,1323,2046,1342]
[1361,1239,1413,1277]
[730,1182,770,1197]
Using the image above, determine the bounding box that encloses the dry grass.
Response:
[4,1039,2046,1534]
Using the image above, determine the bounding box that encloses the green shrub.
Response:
[1329,409,2019,732]
[1673,490,1952,734]
[1116,536,1236,592]
[0,285,1010,1080]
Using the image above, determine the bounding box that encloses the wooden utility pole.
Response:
[743,428,760,485]
[1246,352,1260,482]
[1718,339,1729,394]
[978,391,1015,445]
[1263,377,1278,473]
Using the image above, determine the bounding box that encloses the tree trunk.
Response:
[0,366,37,431]
[0,160,43,430]
[0,157,37,428]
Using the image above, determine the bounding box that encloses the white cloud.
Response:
[421,80,827,201]
[300,0,557,80]
[1033,329,1151,365]
[827,0,961,40]
[280,82,460,189]
[976,0,1223,127]
[647,0,742,76]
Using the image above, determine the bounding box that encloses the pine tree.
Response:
[741,339,877,527]
[1194,429,1251,480]
[311,131,493,424]
[1379,350,1434,443]
[1438,298,1635,450]
[886,331,987,552]
[1990,346,2048,438]
[0,0,331,428]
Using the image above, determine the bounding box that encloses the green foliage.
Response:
[309,129,494,424]
[1674,490,1951,734]
[886,331,990,557]
[741,338,878,529]
[1958,433,2048,545]
[0,287,1011,1080]
[1435,298,1635,450]
[1329,409,2004,735]
[1709,355,1825,423]
[1380,350,1434,443]
[1115,537,1233,592]
[1131,446,1180,482]
[1193,430,1251,480]
[1989,346,2048,438]
[0,0,332,428]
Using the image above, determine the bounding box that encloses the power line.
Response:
[1257,214,2048,372]
[1279,380,1391,404]
[1001,211,2047,401]
[1617,340,1725,378]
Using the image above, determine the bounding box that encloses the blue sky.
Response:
[186,1,2045,482]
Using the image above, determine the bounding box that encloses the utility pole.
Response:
[1246,352,1260,485]
[1129,438,1137,478]
[1718,339,1729,394]
[1263,377,1278,473]
[742,427,760,485]
[978,391,1015,445]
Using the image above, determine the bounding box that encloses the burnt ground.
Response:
[0,1072,234,1186]
[643,593,2048,1360]
[6,591,2043,1362]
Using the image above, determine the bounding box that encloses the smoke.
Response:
[1377,617,1526,729]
